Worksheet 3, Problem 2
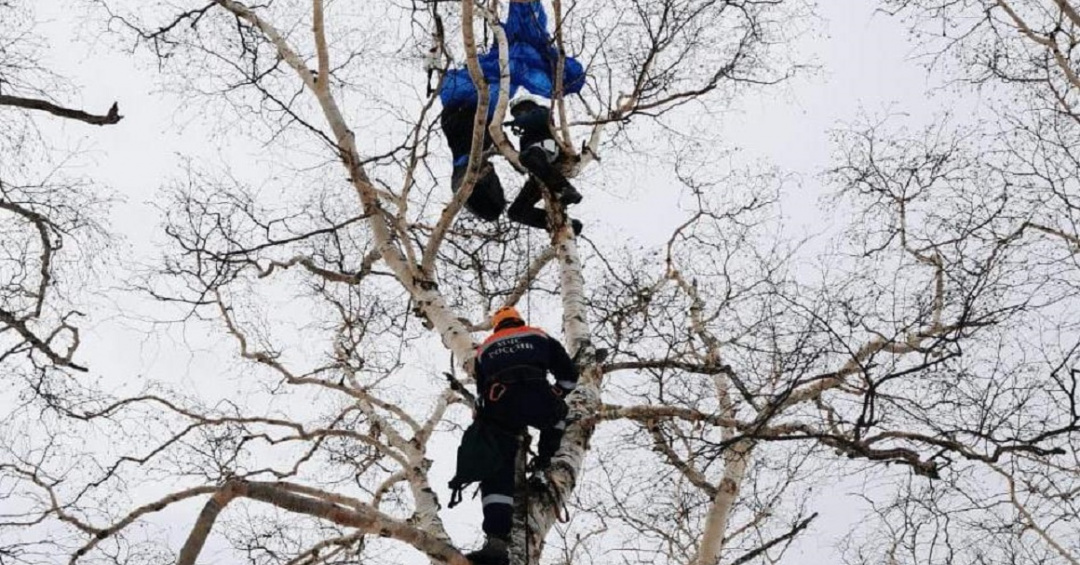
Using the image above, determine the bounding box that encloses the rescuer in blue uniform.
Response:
[465,306,579,565]
[438,0,586,226]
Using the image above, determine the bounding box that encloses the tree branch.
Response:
[728,512,819,565]
[0,95,122,125]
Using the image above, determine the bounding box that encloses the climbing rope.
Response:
[523,434,534,565]
[525,228,533,321]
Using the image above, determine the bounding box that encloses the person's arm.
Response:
[547,337,579,395]
[474,351,488,394]
[470,352,487,417]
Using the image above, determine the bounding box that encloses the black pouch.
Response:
[447,419,507,507]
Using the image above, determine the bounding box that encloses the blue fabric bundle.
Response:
[439,1,586,114]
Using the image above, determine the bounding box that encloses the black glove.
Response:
[528,456,552,473]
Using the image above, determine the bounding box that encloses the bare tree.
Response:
[2,1,1080,565]
[0,0,121,125]
[828,2,1080,559]
[1,0,121,378]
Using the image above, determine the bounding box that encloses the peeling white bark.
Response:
[694,441,751,565]
[556,232,592,359]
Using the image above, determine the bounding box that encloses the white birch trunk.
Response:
[509,230,601,563]
[695,440,752,565]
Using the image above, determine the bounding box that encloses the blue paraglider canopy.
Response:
[439,0,586,115]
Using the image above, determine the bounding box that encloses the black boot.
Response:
[557,183,583,206]
[466,536,509,565]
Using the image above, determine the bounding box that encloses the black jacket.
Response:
[508,104,555,153]
[475,326,578,395]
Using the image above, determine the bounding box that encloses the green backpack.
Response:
[448,419,508,507]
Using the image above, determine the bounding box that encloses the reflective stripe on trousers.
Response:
[482,493,514,507]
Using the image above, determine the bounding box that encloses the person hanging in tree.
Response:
[437,0,586,226]
[449,306,579,565]
[505,93,583,235]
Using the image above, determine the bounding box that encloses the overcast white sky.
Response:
[10,0,986,562]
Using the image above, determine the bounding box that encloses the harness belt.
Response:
[489,365,546,385]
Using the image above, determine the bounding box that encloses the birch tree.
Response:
[2,1,1080,565]
[816,1,1080,561]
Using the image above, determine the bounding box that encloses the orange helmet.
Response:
[491,306,524,329]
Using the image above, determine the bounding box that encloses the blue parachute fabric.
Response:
[504,1,585,97]
[510,42,585,98]
[504,1,548,47]
[439,0,586,111]
[439,68,513,117]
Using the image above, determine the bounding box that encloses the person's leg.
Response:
[508,175,583,235]
[534,391,570,470]
[461,163,506,221]
[476,426,519,548]
[518,146,582,205]
[443,105,505,221]
[479,471,515,540]
[476,395,522,542]
[441,104,478,161]
[505,383,569,471]
[507,176,549,230]
[534,421,566,470]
